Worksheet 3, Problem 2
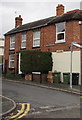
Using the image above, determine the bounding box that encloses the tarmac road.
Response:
[2,80,80,110]
[27,106,80,118]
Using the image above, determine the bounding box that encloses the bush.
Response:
[4,73,22,80]
[20,50,53,74]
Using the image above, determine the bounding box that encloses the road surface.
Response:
[2,80,80,118]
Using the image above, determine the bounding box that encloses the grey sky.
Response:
[0,0,82,38]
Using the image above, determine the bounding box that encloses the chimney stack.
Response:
[56,4,64,16]
[15,15,23,27]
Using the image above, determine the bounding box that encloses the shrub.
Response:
[20,50,53,74]
[4,73,22,80]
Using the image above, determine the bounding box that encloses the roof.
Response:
[5,10,82,35]
[5,16,55,35]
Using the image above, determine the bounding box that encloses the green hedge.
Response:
[3,73,22,80]
[20,50,53,74]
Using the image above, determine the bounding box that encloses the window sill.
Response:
[9,49,15,51]
[20,47,26,50]
[55,40,66,44]
[32,46,40,49]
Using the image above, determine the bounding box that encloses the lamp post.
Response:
[70,42,82,89]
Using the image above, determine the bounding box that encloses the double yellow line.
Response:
[9,103,30,120]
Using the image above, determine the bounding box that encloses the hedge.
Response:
[20,50,53,74]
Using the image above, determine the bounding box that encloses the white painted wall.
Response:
[52,51,81,85]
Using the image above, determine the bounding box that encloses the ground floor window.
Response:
[9,54,14,68]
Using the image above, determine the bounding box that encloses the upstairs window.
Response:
[9,54,14,68]
[10,36,15,50]
[56,22,65,43]
[33,30,40,47]
[21,33,26,48]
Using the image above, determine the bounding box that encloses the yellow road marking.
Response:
[9,103,25,119]
[15,103,30,119]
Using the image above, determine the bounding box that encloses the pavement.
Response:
[4,78,81,95]
[0,95,16,118]
[1,77,82,118]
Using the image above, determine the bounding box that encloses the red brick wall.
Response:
[15,33,22,51]
[26,30,33,50]
[66,21,80,51]
[4,35,10,73]
[32,73,47,83]
[4,20,81,73]
[40,25,56,51]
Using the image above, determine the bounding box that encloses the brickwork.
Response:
[32,74,47,83]
[15,15,23,27]
[56,4,64,16]
[4,35,10,73]
[26,30,33,50]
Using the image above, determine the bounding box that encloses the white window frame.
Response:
[33,30,40,47]
[18,53,22,74]
[9,54,14,68]
[21,33,26,48]
[10,36,15,50]
[55,22,66,43]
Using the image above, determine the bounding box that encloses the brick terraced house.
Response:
[4,4,82,85]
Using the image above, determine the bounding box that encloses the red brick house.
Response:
[4,4,82,84]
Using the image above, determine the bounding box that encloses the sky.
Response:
[0,0,82,38]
